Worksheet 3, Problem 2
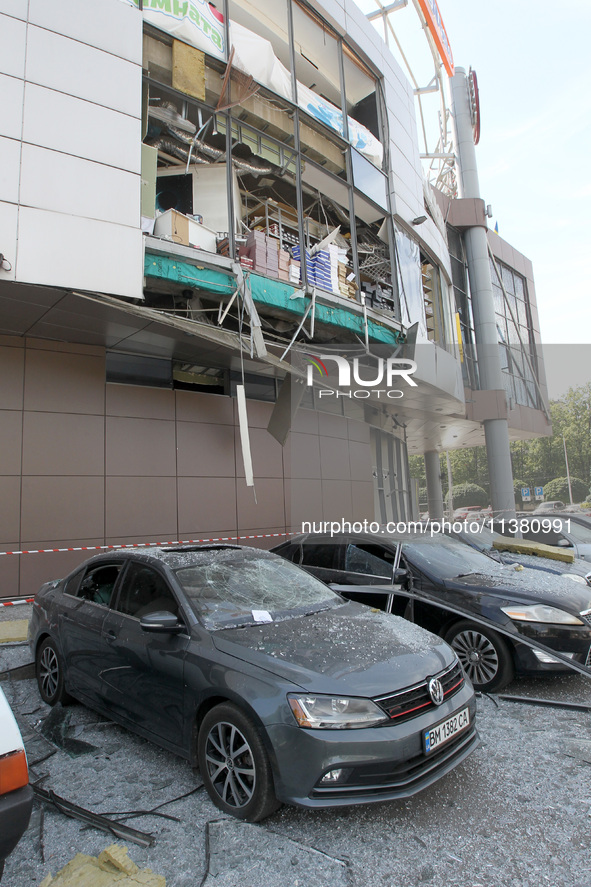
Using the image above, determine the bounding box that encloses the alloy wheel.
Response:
[204,720,256,809]
[451,629,500,686]
[39,645,59,701]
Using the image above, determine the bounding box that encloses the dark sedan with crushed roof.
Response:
[29,544,478,821]
[273,533,591,692]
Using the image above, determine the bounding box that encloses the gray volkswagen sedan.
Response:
[29,545,478,821]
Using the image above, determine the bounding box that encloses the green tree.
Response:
[444,483,488,508]
[543,476,588,504]
[408,385,591,506]
[507,384,591,492]
[448,447,489,489]
[556,384,591,485]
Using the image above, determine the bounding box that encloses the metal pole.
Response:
[446,451,454,519]
[563,435,573,504]
[451,68,516,520]
[424,450,444,520]
[286,0,308,288]
[222,1,235,259]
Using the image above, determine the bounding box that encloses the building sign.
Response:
[124,0,226,61]
[416,0,454,77]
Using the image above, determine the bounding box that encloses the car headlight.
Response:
[501,604,584,625]
[287,694,389,729]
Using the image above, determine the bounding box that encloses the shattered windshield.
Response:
[174,554,341,629]
[403,537,502,580]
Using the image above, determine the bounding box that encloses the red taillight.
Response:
[0,748,29,794]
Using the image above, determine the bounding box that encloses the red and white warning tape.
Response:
[0,531,294,560]
[0,531,297,607]
[0,598,34,608]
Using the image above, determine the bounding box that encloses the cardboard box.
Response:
[153,209,217,252]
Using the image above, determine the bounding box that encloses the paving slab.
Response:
[203,820,349,887]
[0,618,29,642]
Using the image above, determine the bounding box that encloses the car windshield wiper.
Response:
[455,571,488,579]
[299,604,334,616]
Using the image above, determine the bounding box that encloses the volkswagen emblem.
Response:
[428,677,444,706]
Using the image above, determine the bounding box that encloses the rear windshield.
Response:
[174,555,341,629]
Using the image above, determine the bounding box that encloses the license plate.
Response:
[423,707,470,754]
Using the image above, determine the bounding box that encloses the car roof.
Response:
[76,544,278,572]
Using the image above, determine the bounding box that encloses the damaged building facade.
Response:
[0,0,549,596]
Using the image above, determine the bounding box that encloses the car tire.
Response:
[35,638,72,706]
[197,703,281,822]
[444,620,514,692]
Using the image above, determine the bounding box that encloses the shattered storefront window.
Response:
[395,227,428,339]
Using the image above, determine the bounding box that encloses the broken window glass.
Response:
[395,227,427,339]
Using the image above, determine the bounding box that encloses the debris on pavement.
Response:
[39,843,165,886]
[33,786,155,848]
[38,705,99,757]
[0,619,29,643]
[496,694,591,713]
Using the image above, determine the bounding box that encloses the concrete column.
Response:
[451,68,516,519]
[424,450,444,520]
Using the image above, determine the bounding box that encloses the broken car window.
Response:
[344,543,394,579]
[77,565,123,606]
[115,563,179,619]
[174,555,340,629]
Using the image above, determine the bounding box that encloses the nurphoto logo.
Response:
[304,353,418,400]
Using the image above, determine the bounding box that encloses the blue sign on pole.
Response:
[534,486,544,500]
[521,486,531,502]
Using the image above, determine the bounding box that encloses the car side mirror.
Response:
[557,539,573,548]
[393,567,408,584]
[140,611,184,633]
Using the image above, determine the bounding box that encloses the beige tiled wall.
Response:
[0,338,375,598]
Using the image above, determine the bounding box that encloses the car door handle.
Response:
[104,629,117,643]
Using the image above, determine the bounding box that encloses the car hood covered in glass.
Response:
[402,538,591,613]
[441,569,591,613]
[494,551,591,580]
[211,601,455,697]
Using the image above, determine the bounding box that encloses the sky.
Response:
[438,0,591,347]
[355,0,591,394]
